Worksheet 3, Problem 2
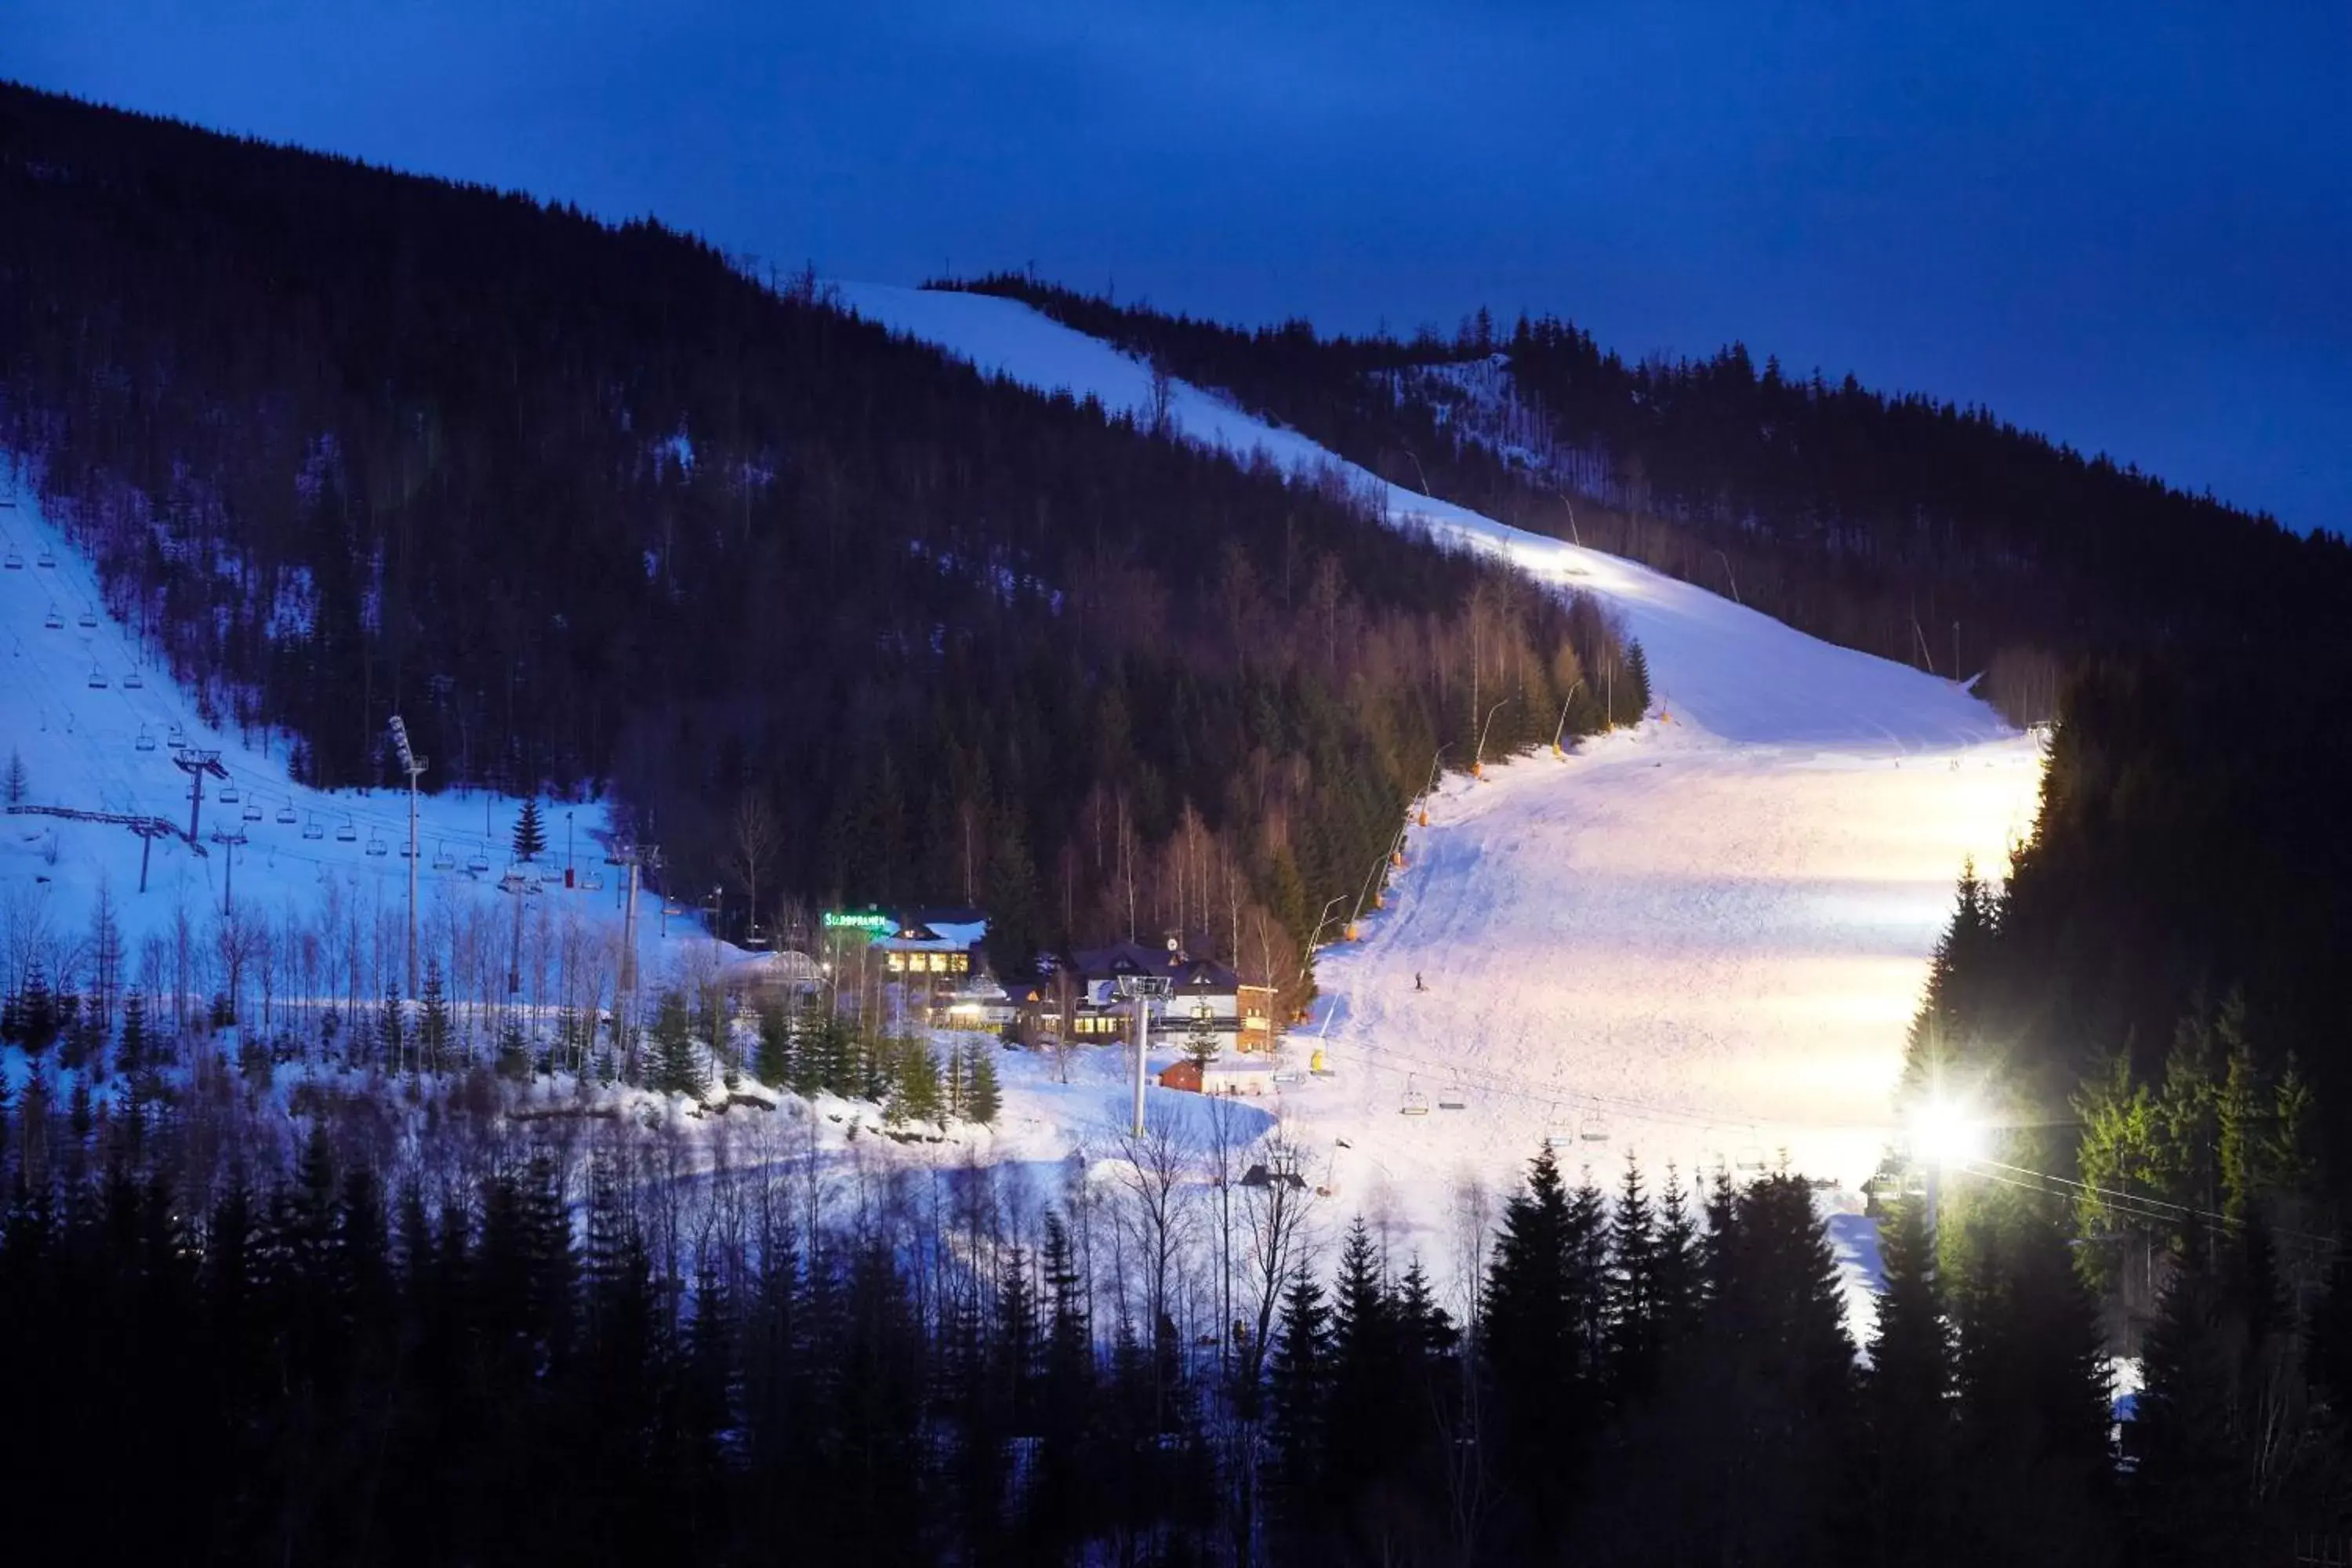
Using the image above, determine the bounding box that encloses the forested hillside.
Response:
[0,85,1629,978]
[960,274,2352,723]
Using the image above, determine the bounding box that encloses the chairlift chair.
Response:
[2,548,20,570]
[1544,1104,1577,1151]
[77,608,97,629]
[86,665,108,689]
[335,817,358,844]
[35,548,55,568]
[398,839,415,859]
[134,724,157,753]
[1734,1139,1769,1176]
[466,846,492,874]
[217,782,241,804]
[166,723,186,749]
[42,605,62,630]
[301,813,325,841]
[276,802,297,825]
[1399,1073,1431,1117]
[539,868,564,887]
[242,800,263,823]
[431,841,456,872]
[581,872,606,892]
[365,830,388,858]
[1580,1107,1611,1143]
[1437,1073,1468,1111]
[122,668,143,690]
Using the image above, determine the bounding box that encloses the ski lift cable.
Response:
[1962,1157,2340,1254]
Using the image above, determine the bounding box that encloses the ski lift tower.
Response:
[172,748,230,841]
[1115,971,1172,1138]
[388,716,427,998]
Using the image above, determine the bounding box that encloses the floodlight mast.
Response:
[1116,972,1173,1136]
[388,717,427,997]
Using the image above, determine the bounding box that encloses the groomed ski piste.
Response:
[834,283,2046,1330]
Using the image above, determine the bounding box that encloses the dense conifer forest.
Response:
[9,1062,2351,1566]
[0,84,1632,984]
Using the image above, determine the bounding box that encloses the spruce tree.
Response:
[1483,1144,1584,1538]
[2,746,26,805]
[114,989,148,1078]
[417,960,452,1073]
[496,1013,531,1080]
[753,1000,793,1088]
[1267,1262,1333,1517]
[1865,1198,1954,1566]
[649,988,706,1098]
[1951,1198,2114,1563]
[379,983,406,1071]
[1606,1154,1661,1400]
[511,798,546,863]
[961,1038,1002,1125]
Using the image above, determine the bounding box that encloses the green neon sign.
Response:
[822,911,894,933]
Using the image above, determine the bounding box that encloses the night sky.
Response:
[6,1,2347,532]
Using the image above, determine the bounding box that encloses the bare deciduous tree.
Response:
[727,793,782,938]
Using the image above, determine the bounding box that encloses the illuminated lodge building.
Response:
[1031,939,1277,1054]
[873,909,988,978]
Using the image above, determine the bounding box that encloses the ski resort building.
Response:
[1038,938,1277,1054]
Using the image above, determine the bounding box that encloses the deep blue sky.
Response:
[8,1,2348,531]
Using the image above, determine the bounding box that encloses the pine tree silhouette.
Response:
[512,799,547,863]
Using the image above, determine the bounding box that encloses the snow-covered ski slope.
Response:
[839,283,2043,1236]
[0,481,701,977]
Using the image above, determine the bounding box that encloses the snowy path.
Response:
[837,285,2046,1316]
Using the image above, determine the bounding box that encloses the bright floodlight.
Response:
[1914,1096,1987,1169]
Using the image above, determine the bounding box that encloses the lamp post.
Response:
[1116,973,1173,1137]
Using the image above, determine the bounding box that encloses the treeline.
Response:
[956,275,2352,723]
[0,82,1632,992]
[12,1054,2345,1566]
[0,866,1007,1135]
